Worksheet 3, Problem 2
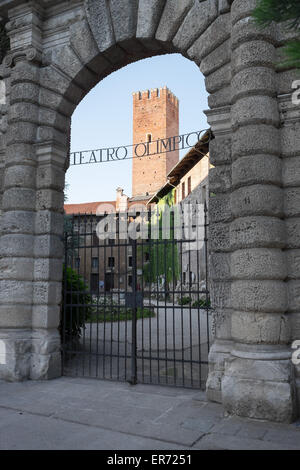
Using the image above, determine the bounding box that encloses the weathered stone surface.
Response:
[232,155,281,188]
[232,125,280,159]
[231,248,286,280]
[173,0,218,52]
[232,96,279,129]
[231,280,287,313]
[188,13,230,63]
[136,0,166,45]
[230,217,286,250]
[232,40,275,73]
[205,63,231,94]
[0,0,299,423]
[231,185,283,218]
[156,0,194,44]
[200,39,230,76]
[231,311,290,344]
[222,357,296,423]
[85,0,115,52]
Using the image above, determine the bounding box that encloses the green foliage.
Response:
[142,189,180,284]
[178,296,192,306]
[252,0,300,69]
[86,299,155,323]
[192,298,211,308]
[59,266,93,341]
[0,20,9,64]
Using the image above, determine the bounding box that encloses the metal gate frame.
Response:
[61,204,211,389]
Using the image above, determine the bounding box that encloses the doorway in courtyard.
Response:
[61,204,211,389]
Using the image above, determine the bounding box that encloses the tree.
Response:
[252,0,300,69]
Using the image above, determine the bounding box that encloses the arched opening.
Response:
[61,52,212,387]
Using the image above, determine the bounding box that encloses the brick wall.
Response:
[132,86,179,197]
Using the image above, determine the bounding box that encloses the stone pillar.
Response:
[0,58,38,379]
[221,0,297,422]
[205,108,234,403]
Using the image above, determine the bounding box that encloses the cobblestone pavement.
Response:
[0,377,299,450]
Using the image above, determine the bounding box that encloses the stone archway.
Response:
[0,0,299,423]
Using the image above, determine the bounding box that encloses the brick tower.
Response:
[132,86,179,198]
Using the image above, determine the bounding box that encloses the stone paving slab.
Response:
[0,377,299,450]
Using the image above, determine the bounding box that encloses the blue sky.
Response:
[67,53,208,204]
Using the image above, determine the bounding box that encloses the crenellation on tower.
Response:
[132,86,179,198]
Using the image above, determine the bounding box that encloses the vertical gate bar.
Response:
[197,220,202,388]
[75,214,80,376]
[83,212,87,377]
[164,236,168,384]
[130,238,138,385]
[141,214,145,383]
[103,220,107,379]
[96,215,100,378]
[204,201,210,353]
[148,208,152,384]
[156,208,160,384]
[172,210,177,385]
[125,225,128,381]
[62,230,68,375]
[180,237,185,387]
[89,213,92,377]
[110,226,113,379]
[117,213,120,381]
[189,208,193,387]
[70,214,75,374]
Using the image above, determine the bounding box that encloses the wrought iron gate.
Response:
[61,204,212,389]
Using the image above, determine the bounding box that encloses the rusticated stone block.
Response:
[210,221,231,252]
[283,157,300,188]
[32,305,60,329]
[232,95,279,129]
[209,137,231,165]
[231,185,283,218]
[231,18,276,51]
[205,63,231,94]
[0,256,33,281]
[231,280,287,313]
[232,125,280,159]
[0,233,34,257]
[287,280,300,313]
[0,305,32,328]
[232,40,275,73]
[284,188,300,218]
[0,210,35,235]
[209,165,231,193]
[208,86,231,108]
[281,123,300,158]
[156,0,194,44]
[231,248,286,280]
[209,193,231,223]
[173,0,218,52]
[231,67,276,102]
[231,311,291,344]
[210,252,231,280]
[85,0,115,52]
[187,13,230,63]
[230,0,257,25]
[35,189,64,212]
[230,216,285,250]
[286,218,300,249]
[222,358,296,422]
[200,39,230,76]
[232,154,281,188]
[286,249,300,279]
[2,188,36,211]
